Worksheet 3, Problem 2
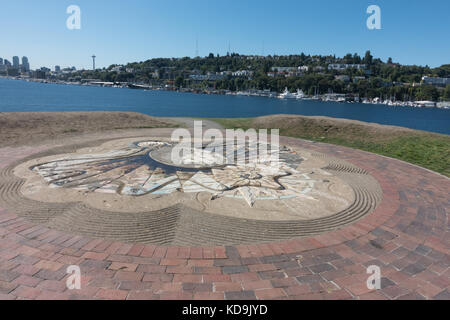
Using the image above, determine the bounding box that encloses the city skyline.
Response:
[0,0,449,69]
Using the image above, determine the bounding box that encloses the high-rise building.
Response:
[12,56,20,68]
[55,65,61,72]
[0,58,3,65]
[22,56,30,72]
[4,59,11,66]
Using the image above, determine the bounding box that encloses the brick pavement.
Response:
[0,134,448,300]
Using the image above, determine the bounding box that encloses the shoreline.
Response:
[2,75,449,110]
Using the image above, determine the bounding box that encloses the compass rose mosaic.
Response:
[28,139,320,207]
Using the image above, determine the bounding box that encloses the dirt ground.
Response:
[0,112,178,147]
[250,114,422,142]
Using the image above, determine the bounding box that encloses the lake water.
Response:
[0,78,449,135]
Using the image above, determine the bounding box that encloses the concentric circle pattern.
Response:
[1,137,382,245]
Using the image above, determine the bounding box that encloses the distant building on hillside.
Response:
[328,64,366,71]
[298,66,309,72]
[353,76,366,83]
[335,75,350,82]
[271,67,297,73]
[232,70,253,77]
[422,76,450,87]
[189,72,226,81]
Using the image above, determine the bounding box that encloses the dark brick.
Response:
[222,266,249,274]
[260,255,289,264]
[0,270,20,282]
[225,290,256,300]
[380,277,396,289]
[225,246,240,260]
[309,263,336,274]
[34,268,67,281]
[296,274,323,284]
[402,264,427,276]
[80,259,111,270]
[414,244,432,256]
[213,259,242,267]
[433,289,450,300]
[182,283,213,292]
[258,271,285,280]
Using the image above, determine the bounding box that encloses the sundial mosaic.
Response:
[31,139,319,207]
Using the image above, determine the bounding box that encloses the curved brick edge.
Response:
[0,135,448,300]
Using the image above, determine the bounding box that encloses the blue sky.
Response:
[1,0,449,69]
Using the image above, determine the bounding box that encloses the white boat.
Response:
[295,89,306,99]
[278,87,296,99]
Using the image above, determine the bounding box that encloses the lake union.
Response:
[0,78,449,135]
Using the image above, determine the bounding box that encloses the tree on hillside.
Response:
[415,85,439,101]
[443,84,450,101]
[364,50,373,66]
[175,76,184,88]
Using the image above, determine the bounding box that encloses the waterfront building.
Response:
[422,76,450,87]
[7,67,20,76]
[12,56,20,68]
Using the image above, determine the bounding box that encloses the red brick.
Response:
[160,258,186,266]
[95,288,128,300]
[12,286,42,299]
[140,245,156,258]
[128,244,145,257]
[173,274,203,283]
[37,280,66,292]
[166,266,193,274]
[188,259,214,267]
[81,251,108,261]
[255,288,286,299]
[214,282,242,292]
[248,264,277,272]
[13,275,42,287]
[34,260,64,271]
[189,247,203,259]
[242,280,272,291]
[203,274,231,283]
[108,262,138,272]
[194,292,224,300]
[114,271,143,281]
[127,290,159,300]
